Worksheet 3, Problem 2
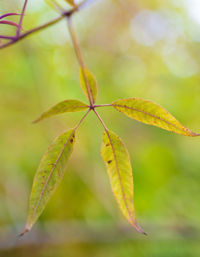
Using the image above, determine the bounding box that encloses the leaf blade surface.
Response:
[79,67,98,104]
[24,129,75,232]
[112,98,199,137]
[101,129,145,234]
[34,99,88,123]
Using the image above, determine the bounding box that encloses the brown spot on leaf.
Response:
[70,139,73,143]
[107,160,112,164]
[106,143,110,147]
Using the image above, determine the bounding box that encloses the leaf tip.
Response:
[191,132,200,137]
[32,117,41,124]
[134,222,147,236]
[19,227,30,237]
[185,129,200,137]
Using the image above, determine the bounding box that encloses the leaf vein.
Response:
[105,130,135,224]
[28,130,75,228]
[113,104,194,135]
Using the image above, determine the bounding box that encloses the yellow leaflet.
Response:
[23,129,75,234]
[34,99,88,123]
[79,67,98,104]
[113,98,199,137]
[101,129,145,234]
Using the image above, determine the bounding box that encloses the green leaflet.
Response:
[79,67,98,104]
[34,99,88,123]
[23,129,75,233]
[101,129,145,234]
[112,98,199,137]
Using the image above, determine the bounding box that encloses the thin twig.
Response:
[0,15,63,49]
[67,16,94,106]
[0,20,18,27]
[0,13,21,20]
[94,104,113,108]
[0,7,78,50]
[0,0,96,50]
[0,35,15,40]
[93,108,108,131]
[16,0,28,37]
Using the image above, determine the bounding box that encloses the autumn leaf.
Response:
[33,99,88,123]
[101,129,145,234]
[112,98,199,137]
[21,129,75,235]
[80,67,98,104]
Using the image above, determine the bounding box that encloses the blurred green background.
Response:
[0,0,200,256]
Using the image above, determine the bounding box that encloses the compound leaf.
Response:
[34,99,88,123]
[22,129,75,235]
[112,98,199,137]
[101,129,145,234]
[80,67,98,104]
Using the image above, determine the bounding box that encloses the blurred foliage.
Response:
[0,0,200,256]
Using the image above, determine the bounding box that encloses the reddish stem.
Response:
[0,13,21,20]
[0,20,18,27]
[0,35,15,40]
[16,0,28,37]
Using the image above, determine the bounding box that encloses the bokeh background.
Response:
[0,0,200,256]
